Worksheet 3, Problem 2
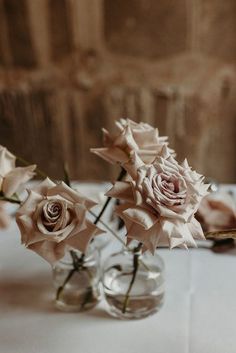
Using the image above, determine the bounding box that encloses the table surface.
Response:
[0,184,236,353]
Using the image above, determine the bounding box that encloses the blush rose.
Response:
[16,178,102,264]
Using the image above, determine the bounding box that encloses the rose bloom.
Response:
[0,145,36,197]
[197,191,236,232]
[91,118,174,165]
[16,178,102,264]
[107,147,209,252]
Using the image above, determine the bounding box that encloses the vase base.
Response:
[104,293,164,320]
[54,286,101,312]
[54,297,100,312]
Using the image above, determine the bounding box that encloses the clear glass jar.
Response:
[92,232,111,251]
[102,247,165,320]
[52,245,101,312]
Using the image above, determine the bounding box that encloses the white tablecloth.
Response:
[0,184,236,353]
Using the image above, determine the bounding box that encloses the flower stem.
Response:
[55,167,126,303]
[93,167,126,225]
[16,155,48,179]
[0,194,21,204]
[122,243,142,314]
[90,209,150,274]
[89,209,127,246]
[56,268,76,301]
[55,250,85,302]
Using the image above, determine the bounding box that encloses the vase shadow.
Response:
[0,273,57,313]
[0,274,115,318]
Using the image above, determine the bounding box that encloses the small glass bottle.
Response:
[92,232,111,252]
[102,246,165,320]
[52,245,101,312]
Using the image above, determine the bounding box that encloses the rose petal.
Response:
[132,128,159,148]
[28,240,66,264]
[171,220,197,248]
[126,219,163,254]
[106,181,134,203]
[188,217,205,240]
[102,128,113,146]
[32,178,56,196]
[123,206,159,230]
[16,214,46,245]
[17,190,43,216]
[91,147,128,164]
[66,220,103,253]
[122,151,144,179]
[47,182,97,209]
[0,145,16,177]
[155,204,186,221]
[3,165,36,197]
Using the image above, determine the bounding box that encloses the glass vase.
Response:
[52,245,101,312]
[92,233,111,252]
[102,246,165,320]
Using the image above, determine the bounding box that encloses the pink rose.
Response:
[197,191,236,232]
[107,149,208,252]
[91,118,174,165]
[16,178,102,264]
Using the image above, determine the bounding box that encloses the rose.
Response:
[0,145,36,197]
[91,118,174,165]
[135,154,206,222]
[16,178,102,264]
[197,192,236,232]
[107,149,208,252]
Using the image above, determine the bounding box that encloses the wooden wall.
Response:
[0,0,236,182]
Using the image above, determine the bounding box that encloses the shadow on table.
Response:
[0,273,57,314]
[0,274,115,319]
